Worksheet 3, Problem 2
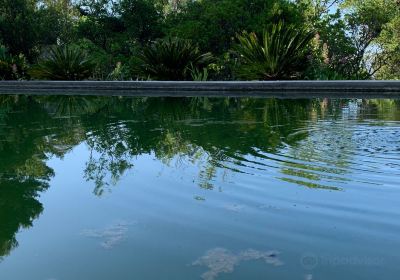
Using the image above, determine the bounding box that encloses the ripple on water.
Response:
[224,119,400,192]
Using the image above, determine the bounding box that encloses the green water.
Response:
[0,96,399,280]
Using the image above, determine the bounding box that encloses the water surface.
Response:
[0,96,399,280]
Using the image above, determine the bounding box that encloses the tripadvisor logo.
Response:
[300,252,384,270]
[301,252,319,270]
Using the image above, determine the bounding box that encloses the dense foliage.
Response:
[0,45,28,80]
[134,37,213,80]
[0,0,399,80]
[234,22,314,80]
[29,45,95,80]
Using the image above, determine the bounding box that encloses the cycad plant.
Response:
[29,45,94,80]
[233,22,314,80]
[134,37,213,81]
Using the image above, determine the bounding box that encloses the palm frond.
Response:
[29,45,95,80]
[134,37,213,81]
[234,22,314,80]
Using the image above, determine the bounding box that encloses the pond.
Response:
[0,96,399,280]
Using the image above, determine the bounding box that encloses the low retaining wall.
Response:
[1,81,400,98]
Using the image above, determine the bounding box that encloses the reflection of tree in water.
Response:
[277,99,354,190]
[0,96,86,259]
[84,134,134,196]
[360,99,400,121]
[2,95,396,259]
[278,99,400,190]
[0,179,48,259]
[77,97,316,192]
[1,96,316,195]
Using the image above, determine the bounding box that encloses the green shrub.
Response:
[304,64,345,80]
[134,37,213,80]
[189,65,209,81]
[29,45,95,80]
[107,62,131,81]
[72,39,115,80]
[0,60,12,80]
[233,22,314,80]
[207,53,238,81]
[0,45,28,80]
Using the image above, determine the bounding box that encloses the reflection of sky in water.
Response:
[1,97,400,280]
[9,135,393,280]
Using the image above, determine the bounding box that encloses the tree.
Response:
[299,0,400,79]
[117,0,163,43]
[0,0,78,60]
[375,14,400,79]
[165,0,306,54]
[341,0,398,78]
[0,0,38,59]
[76,0,126,51]
[36,0,79,45]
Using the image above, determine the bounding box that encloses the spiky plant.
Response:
[29,45,94,80]
[234,22,314,80]
[134,37,213,81]
[189,63,209,81]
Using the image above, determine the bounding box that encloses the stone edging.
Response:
[0,81,399,98]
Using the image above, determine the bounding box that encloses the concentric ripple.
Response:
[216,117,400,192]
[1,97,400,280]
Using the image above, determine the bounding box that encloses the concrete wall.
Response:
[1,81,400,98]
